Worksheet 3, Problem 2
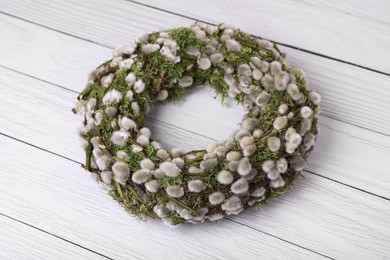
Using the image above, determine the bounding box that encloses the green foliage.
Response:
[209,67,229,103]
[258,91,285,128]
[169,27,206,53]
[161,176,183,189]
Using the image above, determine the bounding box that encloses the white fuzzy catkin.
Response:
[255,91,271,107]
[273,116,288,130]
[251,186,266,198]
[231,179,249,194]
[178,76,193,87]
[90,136,100,148]
[200,158,218,170]
[131,144,143,153]
[166,185,184,198]
[276,158,288,173]
[170,148,182,158]
[134,80,146,93]
[120,117,136,131]
[153,204,168,218]
[253,129,264,138]
[156,149,170,160]
[112,162,130,185]
[100,171,113,184]
[262,160,275,173]
[152,169,165,179]
[132,169,151,184]
[172,157,185,169]
[274,71,290,91]
[240,136,254,149]
[267,137,281,152]
[142,43,160,54]
[209,192,226,205]
[96,155,110,171]
[226,151,242,162]
[237,157,252,176]
[110,131,129,147]
[270,61,282,76]
[116,150,129,161]
[252,69,263,81]
[198,57,211,70]
[278,104,288,115]
[157,89,169,101]
[186,46,200,56]
[140,127,151,138]
[159,161,181,177]
[308,91,321,105]
[187,166,203,175]
[269,177,285,188]
[217,170,234,184]
[210,53,224,63]
[235,129,250,140]
[300,106,313,119]
[221,196,242,212]
[105,106,117,117]
[101,73,114,87]
[242,118,257,131]
[140,158,155,170]
[228,161,239,172]
[188,180,206,193]
[203,152,216,160]
[136,135,149,147]
[226,39,241,52]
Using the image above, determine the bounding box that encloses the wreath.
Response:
[73,23,321,226]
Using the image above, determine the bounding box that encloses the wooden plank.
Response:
[1,129,390,259]
[0,135,328,260]
[1,0,389,73]
[138,0,390,74]
[0,215,107,260]
[0,10,389,135]
[1,65,389,199]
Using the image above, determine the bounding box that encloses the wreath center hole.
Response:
[145,85,246,152]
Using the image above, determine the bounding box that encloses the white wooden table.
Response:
[1,1,389,259]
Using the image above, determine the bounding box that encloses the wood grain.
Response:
[1,0,390,74]
[138,0,390,74]
[0,8,389,135]
[1,63,389,199]
[1,67,390,258]
[1,0,390,259]
[0,215,107,260]
[2,131,390,259]
[0,135,328,260]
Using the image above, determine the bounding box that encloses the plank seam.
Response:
[2,3,390,79]
[1,64,389,199]
[0,132,332,259]
[0,11,112,49]
[1,11,389,136]
[225,218,335,260]
[0,212,114,260]
[2,130,388,202]
[125,0,390,77]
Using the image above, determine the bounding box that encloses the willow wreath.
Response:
[73,23,321,226]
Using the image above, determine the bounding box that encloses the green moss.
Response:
[161,176,183,189]
[169,27,206,53]
[258,91,285,129]
[148,32,160,43]
[209,67,229,103]
[169,86,188,102]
